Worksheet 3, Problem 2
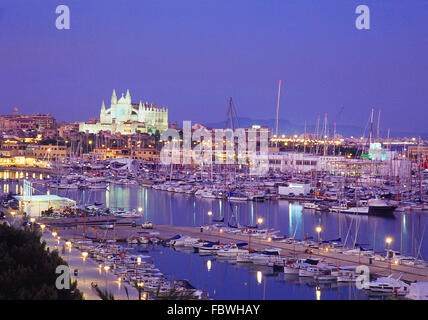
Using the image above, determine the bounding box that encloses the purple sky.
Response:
[1,0,428,134]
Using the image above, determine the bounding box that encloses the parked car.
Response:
[141,221,153,229]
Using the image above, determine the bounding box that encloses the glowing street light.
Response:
[40,224,46,231]
[52,231,57,237]
[65,241,72,248]
[207,211,212,216]
[82,251,88,260]
[30,218,35,223]
[138,207,143,213]
[257,218,263,225]
[386,236,393,272]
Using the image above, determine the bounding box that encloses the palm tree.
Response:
[94,287,115,300]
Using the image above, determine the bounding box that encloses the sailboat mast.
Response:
[275,80,282,139]
[323,113,328,156]
[376,109,381,142]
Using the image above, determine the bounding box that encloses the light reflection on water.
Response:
[136,244,372,300]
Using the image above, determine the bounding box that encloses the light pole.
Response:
[386,236,392,273]
[66,241,72,262]
[82,251,88,287]
[249,218,263,252]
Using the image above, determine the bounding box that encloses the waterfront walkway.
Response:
[41,216,428,283]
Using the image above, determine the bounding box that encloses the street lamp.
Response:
[138,207,143,213]
[137,282,144,300]
[249,218,264,251]
[386,236,393,272]
[316,226,322,244]
[52,231,57,237]
[40,224,46,232]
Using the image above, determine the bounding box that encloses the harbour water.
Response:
[3,177,427,299]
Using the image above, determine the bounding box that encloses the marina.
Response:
[3,169,428,300]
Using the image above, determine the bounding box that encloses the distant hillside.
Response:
[203,117,428,139]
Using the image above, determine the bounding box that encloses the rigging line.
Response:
[415,218,428,261]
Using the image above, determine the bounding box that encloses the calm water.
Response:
[3,178,428,299]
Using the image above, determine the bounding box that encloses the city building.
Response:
[0,108,56,131]
[0,139,68,160]
[263,151,411,179]
[79,89,168,135]
[89,147,159,162]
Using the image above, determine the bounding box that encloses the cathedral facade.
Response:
[79,89,168,135]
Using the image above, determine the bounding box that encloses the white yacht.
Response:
[363,274,409,295]
[216,244,249,257]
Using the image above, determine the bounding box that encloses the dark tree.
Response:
[0,224,83,300]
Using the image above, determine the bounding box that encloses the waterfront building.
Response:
[79,89,168,135]
[0,140,67,160]
[14,181,75,218]
[264,151,411,179]
[0,156,49,168]
[89,146,159,162]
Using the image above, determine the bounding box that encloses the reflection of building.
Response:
[79,89,168,135]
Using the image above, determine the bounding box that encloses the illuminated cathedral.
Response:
[79,89,168,135]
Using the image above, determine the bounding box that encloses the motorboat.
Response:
[284,258,321,275]
[336,265,360,282]
[216,244,249,257]
[198,244,222,255]
[363,274,410,295]
[303,202,320,210]
[367,198,397,216]
[249,248,282,265]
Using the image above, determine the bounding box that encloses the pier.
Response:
[41,216,428,283]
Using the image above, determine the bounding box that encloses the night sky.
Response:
[1,0,427,134]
